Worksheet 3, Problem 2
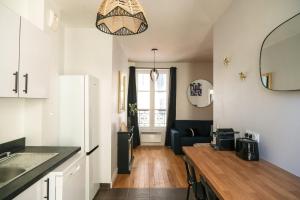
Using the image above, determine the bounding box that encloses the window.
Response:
[137,69,169,128]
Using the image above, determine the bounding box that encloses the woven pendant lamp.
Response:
[96,0,148,36]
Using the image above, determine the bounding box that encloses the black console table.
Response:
[117,127,133,174]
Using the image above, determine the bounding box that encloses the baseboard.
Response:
[141,142,164,146]
[111,167,118,186]
[100,183,111,189]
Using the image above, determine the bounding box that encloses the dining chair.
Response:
[183,156,206,200]
[200,176,219,200]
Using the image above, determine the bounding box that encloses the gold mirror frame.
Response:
[118,71,126,113]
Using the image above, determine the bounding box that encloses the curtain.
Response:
[127,66,140,148]
[165,67,177,146]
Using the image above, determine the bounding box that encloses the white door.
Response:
[86,148,100,200]
[59,156,86,200]
[19,18,49,98]
[84,76,99,152]
[0,4,20,97]
[59,76,85,149]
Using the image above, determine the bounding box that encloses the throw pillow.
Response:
[185,128,198,137]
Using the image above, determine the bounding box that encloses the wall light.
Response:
[224,57,230,66]
[239,72,247,80]
[48,9,59,32]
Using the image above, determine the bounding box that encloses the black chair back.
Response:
[183,156,197,185]
[200,176,219,200]
[183,156,207,200]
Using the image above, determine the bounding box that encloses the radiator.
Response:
[140,131,162,143]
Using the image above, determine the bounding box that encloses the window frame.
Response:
[136,69,169,130]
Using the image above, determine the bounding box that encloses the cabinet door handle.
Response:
[23,73,28,94]
[44,178,49,200]
[12,72,18,93]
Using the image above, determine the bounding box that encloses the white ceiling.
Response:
[55,0,232,62]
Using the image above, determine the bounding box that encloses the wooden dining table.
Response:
[183,145,300,200]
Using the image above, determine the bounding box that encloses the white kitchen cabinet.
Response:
[0,4,20,98]
[13,153,86,200]
[13,175,50,200]
[19,18,49,98]
[0,4,49,98]
[50,153,86,200]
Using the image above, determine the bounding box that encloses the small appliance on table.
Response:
[210,128,238,151]
[236,138,259,161]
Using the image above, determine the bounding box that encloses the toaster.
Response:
[236,138,259,161]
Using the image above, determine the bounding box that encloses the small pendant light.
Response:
[150,48,159,81]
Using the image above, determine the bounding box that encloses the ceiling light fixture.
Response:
[96,0,148,36]
[150,48,159,81]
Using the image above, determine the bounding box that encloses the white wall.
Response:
[64,27,113,183]
[213,0,300,176]
[0,99,24,144]
[111,38,128,181]
[133,62,213,120]
[0,0,44,30]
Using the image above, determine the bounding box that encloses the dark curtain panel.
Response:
[165,67,177,146]
[127,66,140,148]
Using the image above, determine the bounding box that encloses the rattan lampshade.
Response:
[96,0,148,36]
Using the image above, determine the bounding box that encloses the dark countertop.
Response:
[0,146,81,200]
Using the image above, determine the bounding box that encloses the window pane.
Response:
[154,110,167,127]
[155,74,167,91]
[138,73,150,91]
[138,92,150,109]
[138,110,150,127]
[155,91,167,109]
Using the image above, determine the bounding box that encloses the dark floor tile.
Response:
[94,188,195,200]
[96,188,128,200]
[127,189,150,200]
[150,188,195,200]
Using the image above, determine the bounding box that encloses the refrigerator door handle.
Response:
[86,145,99,156]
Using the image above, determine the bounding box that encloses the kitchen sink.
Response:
[0,167,26,183]
[0,153,58,188]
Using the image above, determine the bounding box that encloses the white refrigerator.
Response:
[59,75,100,200]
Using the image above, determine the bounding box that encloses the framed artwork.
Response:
[118,71,126,113]
[189,82,203,96]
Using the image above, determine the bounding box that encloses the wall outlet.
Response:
[244,130,259,143]
[252,132,260,143]
[245,130,260,143]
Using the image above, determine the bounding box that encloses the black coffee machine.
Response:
[236,138,259,161]
[211,128,236,151]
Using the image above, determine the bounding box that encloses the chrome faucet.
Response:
[0,152,11,160]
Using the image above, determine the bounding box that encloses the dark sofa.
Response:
[170,120,213,154]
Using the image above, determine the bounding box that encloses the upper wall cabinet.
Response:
[260,13,300,91]
[0,4,20,97]
[19,18,49,98]
[0,4,49,98]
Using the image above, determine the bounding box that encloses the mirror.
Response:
[187,79,213,107]
[260,13,300,91]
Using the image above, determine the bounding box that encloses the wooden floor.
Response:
[113,146,187,188]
